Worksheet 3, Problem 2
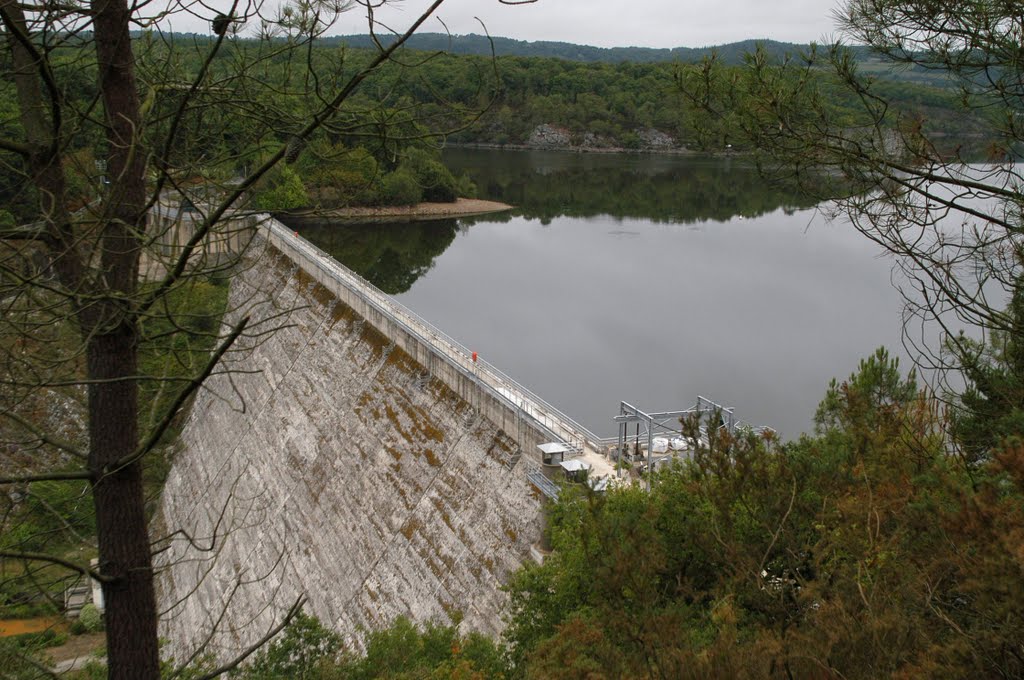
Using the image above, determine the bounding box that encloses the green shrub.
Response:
[253,165,309,211]
[414,160,457,202]
[336,616,509,679]
[302,144,381,208]
[380,168,422,206]
[236,611,341,679]
[79,603,103,633]
[9,628,66,649]
[69,660,107,680]
[401,148,458,202]
[0,639,47,680]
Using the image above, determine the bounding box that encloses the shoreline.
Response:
[280,198,514,225]
[448,141,700,156]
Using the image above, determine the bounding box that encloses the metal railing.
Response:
[525,466,561,501]
[260,215,602,455]
[692,395,774,436]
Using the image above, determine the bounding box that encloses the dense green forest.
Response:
[330,34,807,65]
[141,32,951,72]
[395,48,983,150]
[331,32,961,88]
[0,35,482,222]
[0,33,987,226]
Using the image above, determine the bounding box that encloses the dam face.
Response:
[155,241,543,661]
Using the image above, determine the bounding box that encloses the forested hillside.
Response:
[329,33,804,65]
[268,43,989,154]
[1,33,986,226]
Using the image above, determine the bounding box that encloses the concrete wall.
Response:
[155,242,544,662]
[141,209,255,281]
[262,216,595,458]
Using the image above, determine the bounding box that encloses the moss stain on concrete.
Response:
[156,241,544,661]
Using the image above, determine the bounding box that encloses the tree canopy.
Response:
[501,349,1024,678]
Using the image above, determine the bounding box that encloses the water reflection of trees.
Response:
[447,149,819,223]
[284,219,459,294]
[292,152,820,294]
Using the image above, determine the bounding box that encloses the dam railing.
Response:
[258,215,603,458]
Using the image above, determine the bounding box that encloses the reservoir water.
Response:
[301,149,909,440]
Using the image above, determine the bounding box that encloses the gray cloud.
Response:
[333,0,844,49]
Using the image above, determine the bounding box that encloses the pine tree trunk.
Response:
[90,0,155,673]
[88,329,159,679]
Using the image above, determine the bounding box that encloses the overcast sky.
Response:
[325,0,847,49]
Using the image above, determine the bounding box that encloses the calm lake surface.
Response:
[301,149,908,440]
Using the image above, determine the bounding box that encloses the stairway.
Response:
[64,578,92,618]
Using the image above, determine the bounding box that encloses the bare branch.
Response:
[0,137,33,156]
[104,315,250,476]
[187,596,306,680]
[0,409,87,460]
[0,469,93,485]
[0,550,111,582]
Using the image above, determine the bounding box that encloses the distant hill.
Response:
[325,33,808,65]
[136,31,949,87]
[325,33,954,88]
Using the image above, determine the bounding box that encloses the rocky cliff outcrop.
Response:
[520,124,682,153]
[636,127,677,151]
[155,245,542,662]
[526,123,574,149]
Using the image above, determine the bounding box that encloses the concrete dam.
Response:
[155,217,594,661]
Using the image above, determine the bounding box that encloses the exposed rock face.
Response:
[155,246,542,662]
[636,127,678,151]
[0,386,87,475]
[526,124,573,148]
[523,123,679,152]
